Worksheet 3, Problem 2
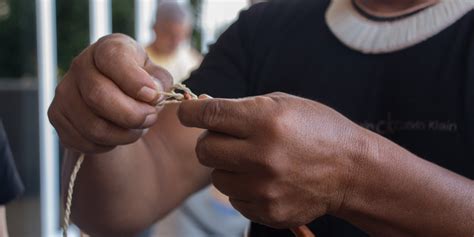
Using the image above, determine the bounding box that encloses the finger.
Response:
[93,34,172,103]
[143,57,173,96]
[72,55,159,129]
[211,169,257,200]
[195,131,248,171]
[178,98,254,138]
[49,104,114,153]
[229,198,289,229]
[59,79,144,146]
[290,226,315,237]
[229,198,268,226]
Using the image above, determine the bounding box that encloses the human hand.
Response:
[178,92,368,228]
[48,34,173,153]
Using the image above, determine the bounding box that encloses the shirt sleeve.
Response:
[0,120,24,205]
[184,3,267,98]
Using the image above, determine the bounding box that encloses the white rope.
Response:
[62,154,85,237]
[157,83,198,105]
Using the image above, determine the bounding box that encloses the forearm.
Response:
[336,130,474,237]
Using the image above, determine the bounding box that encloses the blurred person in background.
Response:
[50,0,474,236]
[147,2,248,237]
[146,1,201,84]
[0,120,23,237]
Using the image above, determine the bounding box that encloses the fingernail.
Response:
[199,94,213,99]
[141,113,158,128]
[152,77,165,102]
[138,86,158,103]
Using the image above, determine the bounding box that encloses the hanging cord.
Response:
[61,83,314,237]
[63,154,85,237]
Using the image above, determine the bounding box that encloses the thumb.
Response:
[198,94,213,99]
[143,58,174,103]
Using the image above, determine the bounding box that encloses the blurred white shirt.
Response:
[147,44,202,84]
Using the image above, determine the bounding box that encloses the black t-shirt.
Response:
[0,120,24,205]
[185,0,474,236]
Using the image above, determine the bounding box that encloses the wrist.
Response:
[330,126,381,217]
[329,127,474,236]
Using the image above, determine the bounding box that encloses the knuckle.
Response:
[145,59,174,89]
[268,92,288,98]
[84,83,107,106]
[266,112,290,137]
[266,154,288,177]
[195,137,212,166]
[88,120,112,144]
[96,48,120,68]
[47,103,58,127]
[263,204,287,227]
[253,148,282,174]
[210,170,224,188]
[123,130,142,144]
[69,55,83,72]
[55,129,80,152]
[201,100,222,128]
[97,33,130,44]
[59,137,88,153]
[94,36,131,67]
[253,96,289,137]
[59,139,79,153]
[121,111,146,128]
[54,81,67,99]
[253,95,273,108]
[259,184,280,202]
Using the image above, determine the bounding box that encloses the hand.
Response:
[48,34,173,153]
[178,92,368,228]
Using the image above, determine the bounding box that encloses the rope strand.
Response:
[157,83,198,106]
[63,154,85,237]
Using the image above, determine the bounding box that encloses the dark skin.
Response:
[49,1,474,236]
[356,0,439,13]
[179,95,474,236]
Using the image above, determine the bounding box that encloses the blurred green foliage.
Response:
[0,0,37,78]
[57,0,135,76]
[56,0,89,76]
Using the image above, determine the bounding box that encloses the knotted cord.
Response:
[61,83,314,237]
[157,83,198,105]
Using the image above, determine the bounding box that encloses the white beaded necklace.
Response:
[326,0,474,54]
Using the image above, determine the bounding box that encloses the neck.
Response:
[356,0,440,15]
